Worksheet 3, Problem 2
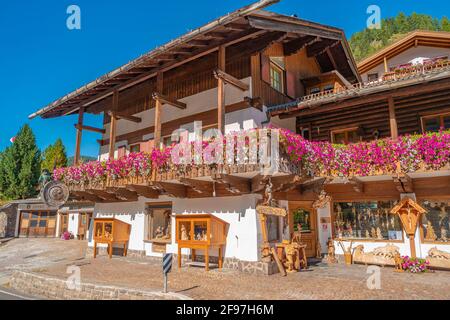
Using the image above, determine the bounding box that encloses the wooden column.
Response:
[251,53,262,98]
[74,107,84,165]
[154,72,164,149]
[108,91,119,159]
[217,46,226,134]
[384,56,389,73]
[388,96,398,139]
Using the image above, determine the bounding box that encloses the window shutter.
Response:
[286,70,296,97]
[118,146,127,158]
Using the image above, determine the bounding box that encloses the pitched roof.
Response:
[358,30,450,74]
[29,0,359,120]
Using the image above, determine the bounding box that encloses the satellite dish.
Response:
[41,181,70,208]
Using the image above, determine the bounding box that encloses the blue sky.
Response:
[0,0,449,157]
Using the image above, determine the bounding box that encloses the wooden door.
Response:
[289,202,318,258]
[78,212,92,239]
[60,214,69,235]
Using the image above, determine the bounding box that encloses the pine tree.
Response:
[0,125,41,200]
[41,138,68,172]
[442,17,450,31]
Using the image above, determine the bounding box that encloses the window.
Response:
[309,87,321,95]
[269,57,285,93]
[129,144,141,153]
[420,200,449,243]
[299,127,311,141]
[422,112,450,133]
[266,215,280,242]
[323,84,335,93]
[333,201,403,241]
[293,208,312,233]
[331,128,360,144]
[146,204,172,241]
[367,73,379,82]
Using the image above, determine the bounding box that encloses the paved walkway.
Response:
[2,239,450,300]
[41,255,450,300]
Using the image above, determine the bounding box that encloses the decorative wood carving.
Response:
[426,247,450,269]
[390,197,426,258]
[353,244,401,266]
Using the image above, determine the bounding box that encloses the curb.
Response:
[10,270,193,300]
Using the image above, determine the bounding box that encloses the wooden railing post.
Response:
[74,107,84,165]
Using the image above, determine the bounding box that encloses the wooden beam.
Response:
[152,92,187,110]
[393,174,414,193]
[106,187,139,202]
[212,174,251,194]
[217,46,226,134]
[283,35,316,56]
[348,177,364,193]
[74,124,106,134]
[108,91,118,159]
[247,16,342,41]
[384,56,389,73]
[108,111,142,123]
[153,182,187,198]
[299,178,326,194]
[213,69,249,91]
[74,107,84,165]
[126,185,160,199]
[388,96,398,139]
[154,73,164,149]
[180,178,213,195]
[86,189,119,202]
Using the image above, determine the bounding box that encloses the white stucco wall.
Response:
[361,46,450,82]
[89,194,263,262]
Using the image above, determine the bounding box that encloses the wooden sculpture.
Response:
[353,244,401,266]
[394,252,404,272]
[426,247,450,269]
[390,198,427,258]
[325,238,337,264]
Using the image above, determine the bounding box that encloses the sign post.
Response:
[162,253,173,293]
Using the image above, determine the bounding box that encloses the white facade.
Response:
[89,194,269,262]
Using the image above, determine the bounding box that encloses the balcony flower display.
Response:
[53,129,450,188]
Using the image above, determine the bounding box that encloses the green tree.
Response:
[41,138,68,172]
[0,125,41,200]
[442,17,450,31]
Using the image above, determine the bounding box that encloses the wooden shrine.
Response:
[93,218,131,259]
[390,197,427,258]
[175,214,228,271]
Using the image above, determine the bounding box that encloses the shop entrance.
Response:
[289,202,318,258]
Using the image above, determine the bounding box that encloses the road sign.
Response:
[163,253,173,274]
[162,253,173,293]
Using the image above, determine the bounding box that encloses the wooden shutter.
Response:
[118,146,127,158]
[261,54,271,83]
[140,140,155,153]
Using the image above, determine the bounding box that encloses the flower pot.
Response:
[344,252,353,265]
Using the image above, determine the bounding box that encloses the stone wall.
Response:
[0,202,18,238]
[10,271,190,300]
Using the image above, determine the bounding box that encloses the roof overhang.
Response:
[29,0,359,120]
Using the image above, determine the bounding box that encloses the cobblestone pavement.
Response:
[39,255,450,300]
[2,239,450,300]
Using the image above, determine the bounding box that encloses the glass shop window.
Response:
[421,200,450,243]
[422,113,450,133]
[193,221,208,242]
[333,201,403,241]
[266,215,280,242]
[179,221,191,241]
[293,208,312,233]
